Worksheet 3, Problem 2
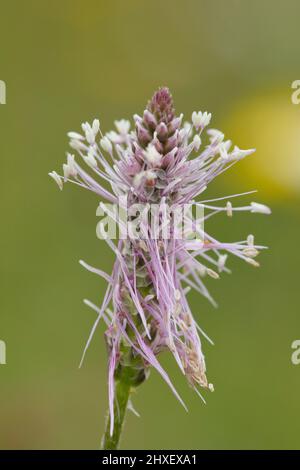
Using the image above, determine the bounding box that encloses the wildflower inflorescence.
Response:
[50,87,270,434]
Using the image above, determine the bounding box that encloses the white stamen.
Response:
[106,131,119,143]
[92,119,100,135]
[207,268,219,279]
[243,247,259,258]
[197,265,207,277]
[223,140,232,152]
[85,152,98,169]
[191,111,211,130]
[49,171,63,190]
[144,144,162,167]
[145,170,156,182]
[211,132,224,145]
[246,257,260,267]
[207,128,223,140]
[67,131,84,141]
[115,119,130,135]
[218,254,228,272]
[193,134,201,151]
[226,201,233,217]
[250,202,272,215]
[247,234,254,246]
[100,136,113,153]
[219,142,229,160]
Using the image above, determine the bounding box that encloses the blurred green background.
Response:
[0,0,300,450]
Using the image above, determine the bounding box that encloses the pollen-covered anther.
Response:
[67,131,84,141]
[147,87,175,123]
[211,132,225,147]
[84,150,98,169]
[197,264,207,277]
[218,254,228,272]
[193,134,201,151]
[143,109,157,130]
[246,257,260,267]
[63,153,77,181]
[174,289,181,301]
[115,119,130,135]
[136,122,152,146]
[250,202,272,215]
[226,201,233,217]
[173,302,181,318]
[49,87,270,433]
[230,146,255,161]
[82,121,98,144]
[166,337,177,354]
[178,319,189,332]
[69,138,87,152]
[156,122,168,141]
[144,144,163,167]
[100,136,113,153]
[138,240,149,252]
[184,348,208,388]
[165,129,179,153]
[243,247,259,258]
[207,269,220,279]
[219,142,229,160]
[49,171,63,190]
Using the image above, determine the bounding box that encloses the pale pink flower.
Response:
[50,88,270,434]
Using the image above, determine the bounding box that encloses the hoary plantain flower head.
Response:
[50,87,270,436]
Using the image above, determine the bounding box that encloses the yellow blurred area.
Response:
[224,90,300,199]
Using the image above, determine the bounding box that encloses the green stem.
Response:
[101,377,131,450]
